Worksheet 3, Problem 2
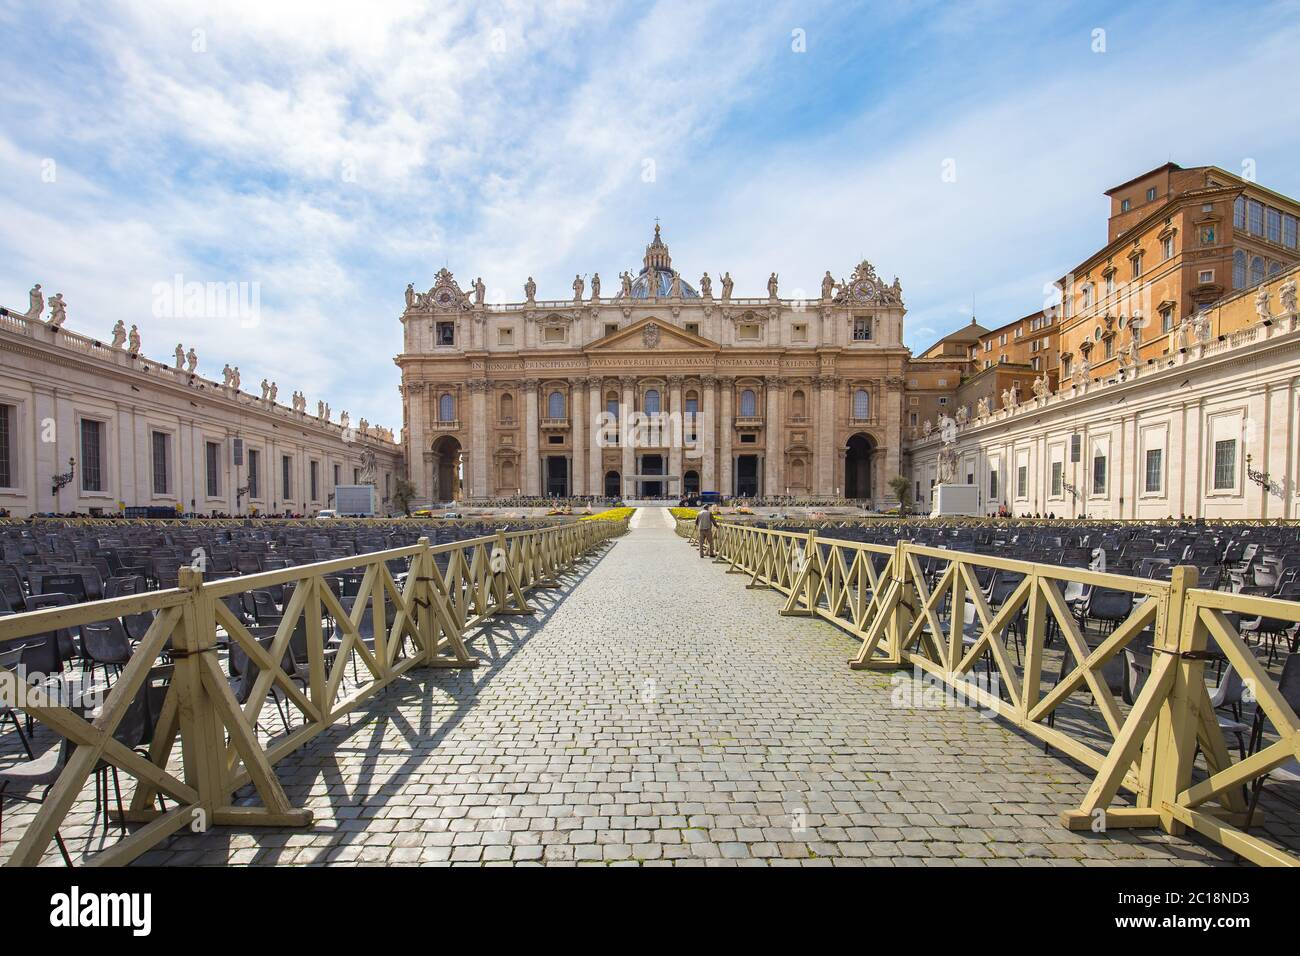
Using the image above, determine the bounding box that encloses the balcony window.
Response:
[438,393,454,422]
[739,389,757,417]
[547,390,565,419]
[644,389,660,414]
[853,389,870,420]
[852,316,873,341]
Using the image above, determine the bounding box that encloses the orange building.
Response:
[1056,163,1300,384]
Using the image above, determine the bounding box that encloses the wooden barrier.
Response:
[0,517,627,866]
[697,520,1300,866]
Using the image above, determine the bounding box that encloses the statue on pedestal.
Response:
[572,275,584,301]
[767,272,779,299]
[590,273,600,300]
[25,284,43,320]
[404,283,415,309]
[46,293,66,328]
[620,271,633,298]
[174,344,185,369]
[260,379,271,400]
[111,320,127,349]
[186,347,198,373]
[1255,287,1272,322]
[127,324,141,355]
[671,271,682,298]
[524,277,536,302]
[270,382,278,403]
[821,271,835,300]
[721,272,733,301]
[699,272,712,297]
[976,396,991,419]
[473,277,485,305]
[1280,278,1297,315]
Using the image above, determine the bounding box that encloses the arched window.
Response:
[547,390,565,419]
[1269,259,1283,276]
[499,392,514,422]
[606,391,619,420]
[1232,249,1246,289]
[1250,256,1266,286]
[740,389,757,417]
[438,393,454,422]
[853,388,870,420]
[644,389,661,414]
[791,390,806,417]
[684,391,698,415]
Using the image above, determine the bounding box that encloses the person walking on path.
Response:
[695,504,716,558]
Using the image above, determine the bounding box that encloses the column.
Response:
[816,376,837,496]
[523,379,540,496]
[470,380,488,498]
[589,380,603,496]
[701,375,717,493]
[883,378,903,503]
[764,376,781,497]
[719,377,733,496]
[668,375,684,496]
[620,376,635,496]
[570,377,585,496]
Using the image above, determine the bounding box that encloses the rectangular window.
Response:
[333,463,341,487]
[310,461,319,500]
[1131,255,1142,279]
[989,470,999,499]
[1145,448,1163,493]
[1161,307,1174,333]
[354,468,360,484]
[852,316,873,341]
[686,322,700,335]
[604,323,619,337]
[1233,196,1247,229]
[151,431,169,495]
[792,323,807,341]
[282,455,292,499]
[1016,465,1027,499]
[1267,207,1282,244]
[1051,461,1063,497]
[1092,454,1107,495]
[80,419,104,492]
[1213,439,1236,490]
[738,323,760,340]
[1120,198,1131,213]
[1162,235,1174,259]
[247,449,260,500]
[436,321,455,346]
[1248,200,1264,236]
[1198,270,1214,283]
[1284,214,1298,249]
[1146,186,1157,202]
[205,441,220,497]
[0,404,11,487]
[1104,338,1114,359]
[498,327,514,346]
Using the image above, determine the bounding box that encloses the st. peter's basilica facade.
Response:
[396,226,909,505]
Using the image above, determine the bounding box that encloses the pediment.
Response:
[584,316,720,352]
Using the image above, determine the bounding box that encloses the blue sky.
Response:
[3,0,1299,431]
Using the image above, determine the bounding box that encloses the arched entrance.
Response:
[844,433,876,500]
[683,470,700,495]
[431,436,462,502]
[604,470,621,498]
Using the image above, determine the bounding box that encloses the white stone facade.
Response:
[0,308,403,517]
[907,267,1300,520]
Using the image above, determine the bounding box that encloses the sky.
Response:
[3,0,1299,432]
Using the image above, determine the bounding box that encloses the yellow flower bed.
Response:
[579,506,636,522]
[669,507,698,520]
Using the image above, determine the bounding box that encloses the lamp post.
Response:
[51,457,76,497]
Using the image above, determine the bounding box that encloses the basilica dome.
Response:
[624,223,698,298]
[629,267,699,299]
